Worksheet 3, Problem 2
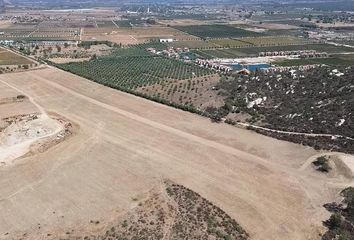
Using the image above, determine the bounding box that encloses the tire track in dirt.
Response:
[24,71,275,169]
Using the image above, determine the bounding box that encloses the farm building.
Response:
[0,40,14,45]
[160,38,174,43]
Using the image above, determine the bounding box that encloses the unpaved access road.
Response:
[0,67,352,240]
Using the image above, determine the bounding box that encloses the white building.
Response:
[159,38,174,43]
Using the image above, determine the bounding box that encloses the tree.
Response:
[327,213,342,230]
[341,187,354,219]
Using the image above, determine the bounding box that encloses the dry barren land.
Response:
[0,67,353,240]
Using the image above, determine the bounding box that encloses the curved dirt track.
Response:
[0,67,352,240]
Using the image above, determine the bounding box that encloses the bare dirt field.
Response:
[82,26,197,45]
[157,19,211,26]
[0,67,353,240]
[0,47,34,65]
[251,23,300,30]
[48,57,91,64]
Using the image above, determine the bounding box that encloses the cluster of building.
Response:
[195,59,233,73]
[299,51,328,58]
[0,40,77,48]
[159,38,174,43]
[262,64,321,73]
[147,46,192,60]
[0,40,14,45]
[259,50,328,58]
[307,30,354,41]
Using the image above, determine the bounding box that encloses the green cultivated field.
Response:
[210,39,252,48]
[268,20,316,27]
[240,36,310,46]
[198,44,354,58]
[191,50,216,59]
[96,21,116,28]
[173,25,263,39]
[211,36,310,48]
[167,40,218,49]
[112,20,132,28]
[132,42,167,51]
[275,54,354,66]
[56,51,213,90]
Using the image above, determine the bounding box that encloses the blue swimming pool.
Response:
[228,63,270,71]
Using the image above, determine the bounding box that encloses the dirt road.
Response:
[0,67,352,240]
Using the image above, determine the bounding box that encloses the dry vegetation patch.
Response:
[82,27,196,45]
[0,48,34,65]
[136,74,224,109]
[58,181,248,240]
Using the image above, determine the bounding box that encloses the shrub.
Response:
[16,95,26,99]
[313,156,331,173]
[327,213,342,230]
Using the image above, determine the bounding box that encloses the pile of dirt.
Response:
[0,113,74,166]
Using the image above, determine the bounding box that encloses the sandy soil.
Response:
[314,22,354,28]
[81,26,197,45]
[49,57,91,64]
[0,67,353,240]
[0,114,63,166]
[0,20,12,29]
[251,23,300,30]
[158,19,210,26]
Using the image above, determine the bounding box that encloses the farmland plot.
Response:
[167,40,218,49]
[57,53,213,90]
[82,26,195,45]
[240,36,311,47]
[199,44,354,58]
[210,37,310,48]
[0,48,34,65]
[96,20,116,28]
[210,39,253,48]
[55,47,220,109]
[173,25,264,39]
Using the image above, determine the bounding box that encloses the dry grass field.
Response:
[240,36,311,46]
[0,66,353,240]
[167,40,218,49]
[158,19,210,26]
[82,26,197,45]
[0,47,34,65]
